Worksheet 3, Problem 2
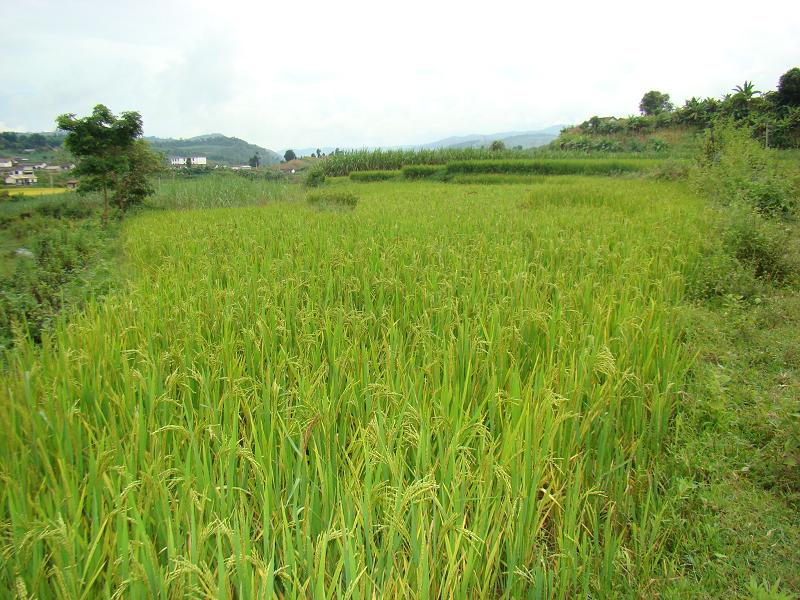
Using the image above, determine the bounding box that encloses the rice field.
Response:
[0,177,710,598]
[0,187,74,197]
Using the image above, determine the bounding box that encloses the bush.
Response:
[305,166,326,188]
[722,204,797,282]
[0,219,115,347]
[349,170,399,182]
[693,121,797,217]
[306,191,358,209]
[401,165,446,180]
[648,159,690,181]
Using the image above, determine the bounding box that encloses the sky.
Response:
[1,0,798,151]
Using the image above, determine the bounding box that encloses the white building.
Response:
[169,156,207,166]
[5,173,37,185]
[0,158,12,168]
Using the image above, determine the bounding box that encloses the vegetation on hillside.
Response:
[557,67,800,155]
[145,134,281,165]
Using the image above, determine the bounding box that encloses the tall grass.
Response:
[321,148,525,176]
[349,170,400,182]
[320,148,672,176]
[147,174,295,209]
[445,158,664,176]
[0,178,708,597]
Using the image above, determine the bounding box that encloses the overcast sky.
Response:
[1,0,798,150]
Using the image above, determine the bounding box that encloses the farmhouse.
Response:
[65,179,79,190]
[169,156,207,166]
[4,173,37,185]
[0,158,12,168]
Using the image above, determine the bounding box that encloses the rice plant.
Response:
[349,170,400,182]
[0,177,709,598]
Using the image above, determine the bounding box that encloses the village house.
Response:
[5,172,37,185]
[169,156,207,166]
[65,179,79,190]
[0,158,12,168]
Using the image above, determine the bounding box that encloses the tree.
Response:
[490,140,506,151]
[639,91,673,115]
[776,67,800,107]
[56,104,156,220]
[113,140,162,210]
[316,148,321,158]
[249,152,261,168]
[284,149,296,162]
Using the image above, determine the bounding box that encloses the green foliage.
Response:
[445,158,658,175]
[565,70,800,150]
[664,283,800,597]
[401,164,446,179]
[694,121,797,217]
[284,149,297,162]
[776,67,800,108]
[489,139,506,151]
[318,147,530,176]
[640,90,674,115]
[57,105,156,218]
[647,159,691,181]
[349,170,400,182]
[0,178,707,597]
[0,200,115,348]
[0,131,64,153]
[447,174,548,185]
[305,165,326,187]
[146,134,280,166]
[721,204,798,283]
[146,173,292,210]
[112,140,163,211]
[306,190,358,208]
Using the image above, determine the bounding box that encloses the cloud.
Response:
[1,0,798,148]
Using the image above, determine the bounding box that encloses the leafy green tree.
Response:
[776,67,800,107]
[490,140,506,151]
[113,140,162,210]
[284,149,296,162]
[249,152,261,168]
[316,148,322,158]
[639,90,674,115]
[56,105,154,220]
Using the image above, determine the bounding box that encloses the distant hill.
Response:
[418,126,566,150]
[291,126,566,155]
[145,134,281,166]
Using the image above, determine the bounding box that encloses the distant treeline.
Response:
[0,131,65,153]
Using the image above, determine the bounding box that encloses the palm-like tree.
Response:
[732,81,761,100]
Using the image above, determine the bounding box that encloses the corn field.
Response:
[0,177,708,598]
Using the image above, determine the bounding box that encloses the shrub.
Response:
[693,121,797,217]
[305,166,326,188]
[722,204,797,282]
[306,191,358,209]
[401,165,446,180]
[349,170,399,182]
[648,159,690,181]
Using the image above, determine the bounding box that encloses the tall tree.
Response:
[776,67,800,107]
[639,91,674,116]
[56,105,155,220]
[284,149,296,162]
